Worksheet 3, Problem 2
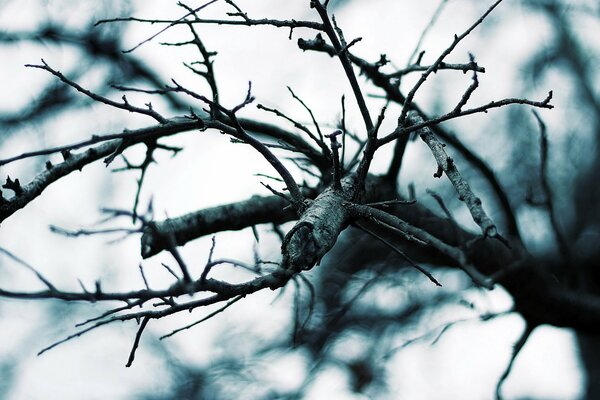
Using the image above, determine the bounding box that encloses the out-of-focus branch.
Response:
[0,25,192,125]
[531,111,570,259]
[495,322,536,400]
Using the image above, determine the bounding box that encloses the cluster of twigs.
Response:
[0,1,571,397]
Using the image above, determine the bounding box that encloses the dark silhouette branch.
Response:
[297,33,524,240]
[495,323,536,400]
[7,5,600,394]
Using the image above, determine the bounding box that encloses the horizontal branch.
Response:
[0,262,294,305]
[0,108,332,224]
[96,16,324,31]
[141,194,300,258]
[5,171,600,335]
[141,175,398,259]
[378,92,554,146]
[386,61,485,78]
[33,268,296,355]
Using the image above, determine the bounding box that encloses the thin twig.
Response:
[348,204,494,288]
[120,0,219,53]
[298,34,526,239]
[0,247,56,290]
[160,295,244,339]
[532,110,570,260]
[310,4,373,134]
[256,103,330,158]
[325,130,343,189]
[379,91,554,147]
[171,80,305,209]
[355,222,441,286]
[397,0,505,125]
[406,0,450,65]
[387,61,484,78]
[96,15,323,32]
[287,87,325,143]
[25,60,167,123]
[340,94,347,173]
[126,316,150,367]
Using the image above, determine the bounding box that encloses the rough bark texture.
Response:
[282,184,351,271]
[139,171,600,332]
[141,194,297,258]
[2,2,599,396]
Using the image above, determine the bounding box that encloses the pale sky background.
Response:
[0,0,591,399]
